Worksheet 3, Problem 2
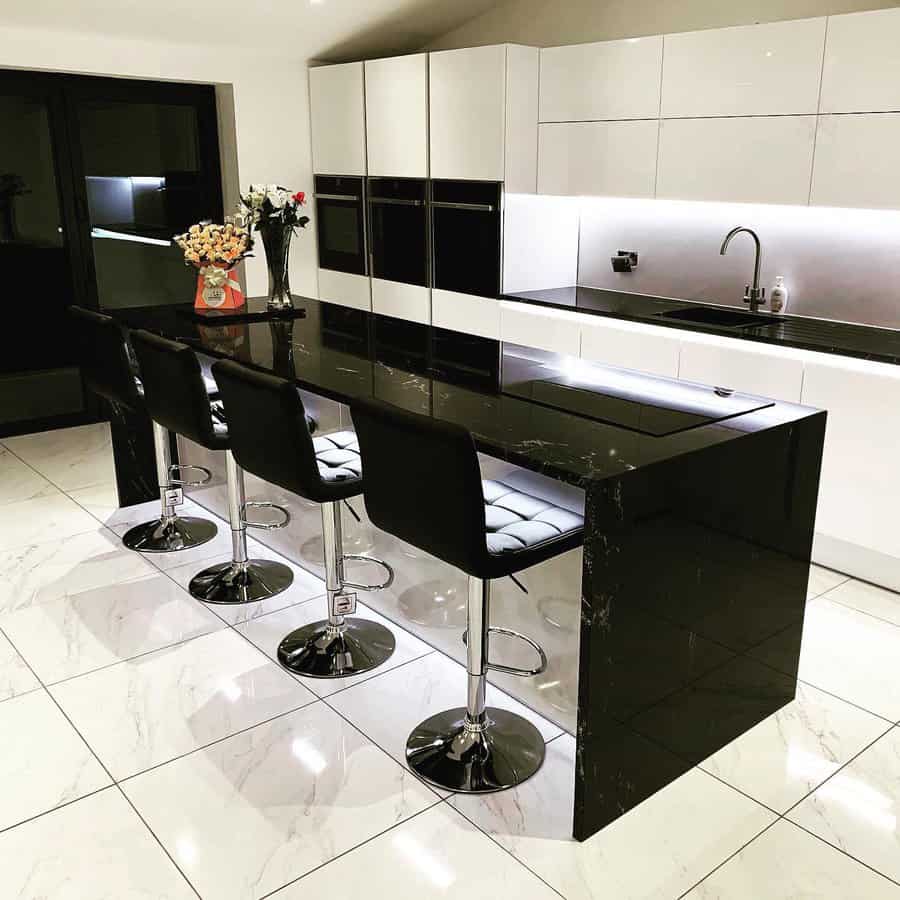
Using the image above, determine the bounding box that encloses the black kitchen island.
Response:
[110,296,826,841]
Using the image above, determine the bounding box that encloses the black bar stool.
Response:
[70,306,218,552]
[129,330,293,604]
[351,398,585,794]
[211,359,396,678]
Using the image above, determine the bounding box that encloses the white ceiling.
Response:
[4,0,502,59]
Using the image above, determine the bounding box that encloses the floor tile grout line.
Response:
[0,783,113,838]
[0,620,205,900]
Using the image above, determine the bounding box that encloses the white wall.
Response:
[0,24,317,299]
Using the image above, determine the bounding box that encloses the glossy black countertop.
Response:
[113,297,820,490]
[504,286,900,366]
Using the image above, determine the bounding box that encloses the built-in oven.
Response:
[314,175,367,276]
[367,178,428,287]
[430,180,502,298]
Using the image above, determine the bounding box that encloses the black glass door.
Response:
[315,176,367,275]
[431,180,502,298]
[368,178,427,286]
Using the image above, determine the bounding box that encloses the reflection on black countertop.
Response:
[112,296,825,840]
[505,285,900,366]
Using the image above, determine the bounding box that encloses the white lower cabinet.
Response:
[432,290,501,340]
[580,316,680,378]
[371,279,430,325]
[317,269,371,312]
[499,301,582,355]
[678,333,806,401]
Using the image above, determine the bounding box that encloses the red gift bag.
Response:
[194,265,245,311]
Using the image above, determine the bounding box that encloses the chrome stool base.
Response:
[122,516,217,553]
[277,618,395,678]
[406,706,545,793]
[189,559,293,605]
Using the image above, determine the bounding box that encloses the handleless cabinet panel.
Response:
[371,279,431,325]
[580,317,680,378]
[538,120,658,198]
[656,116,816,205]
[811,113,900,210]
[500,302,582,356]
[317,268,371,312]
[429,45,507,182]
[539,36,663,122]
[432,289,500,339]
[364,54,428,178]
[820,7,900,113]
[309,62,366,176]
[661,18,826,118]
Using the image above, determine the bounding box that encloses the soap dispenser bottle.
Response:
[770,276,789,314]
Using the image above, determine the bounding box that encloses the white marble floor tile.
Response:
[329,652,563,771]
[67,481,122,521]
[823,578,900,628]
[796,597,900,720]
[789,726,900,884]
[270,802,560,900]
[700,681,890,813]
[122,702,439,900]
[167,550,324,625]
[4,422,115,492]
[237,599,434,697]
[808,564,851,600]
[685,818,900,898]
[451,735,775,900]
[0,787,196,898]
[0,446,57,506]
[0,631,39,702]
[0,493,100,552]
[52,628,315,780]
[0,527,157,616]
[0,572,224,684]
[0,690,111,832]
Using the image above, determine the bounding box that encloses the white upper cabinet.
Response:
[820,8,900,113]
[364,54,428,178]
[429,44,539,189]
[538,120,658,198]
[661,18,826,118]
[656,116,816,205]
[539,37,663,122]
[811,113,900,210]
[309,62,366,176]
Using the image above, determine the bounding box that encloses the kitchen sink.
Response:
[654,306,777,328]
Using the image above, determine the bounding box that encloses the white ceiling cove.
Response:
[3,0,503,60]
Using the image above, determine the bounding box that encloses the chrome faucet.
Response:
[720,226,766,312]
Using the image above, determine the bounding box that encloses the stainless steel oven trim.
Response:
[431,201,495,212]
[314,193,362,202]
[367,197,424,207]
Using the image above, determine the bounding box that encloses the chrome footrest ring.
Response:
[168,464,212,487]
[341,554,394,591]
[462,625,548,677]
[241,501,291,530]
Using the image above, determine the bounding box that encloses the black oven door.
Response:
[367,177,428,287]
[431,180,502,298]
[315,175,367,275]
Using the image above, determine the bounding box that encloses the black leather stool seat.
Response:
[314,432,362,483]
[483,470,585,555]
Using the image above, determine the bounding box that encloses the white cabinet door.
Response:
[309,62,366,176]
[801,354,900,561]
[432,289,501,339]
[364,54,428,178]
[661,19,825,118]
[678,334,806,402]
[429,45,507,181]
[820,7,900,113]
[539,36,663,122]
[579,317,680,378]
[371,280,430,325]
[811,113,900,210]
[317,269,371,312]
[656,116,816,205]
[538,121,658,198]
[499,301,581,355]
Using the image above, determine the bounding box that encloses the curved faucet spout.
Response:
[719,226,765,312]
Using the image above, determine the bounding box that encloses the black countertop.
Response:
[504,286,900,366]
[114,297,818,490]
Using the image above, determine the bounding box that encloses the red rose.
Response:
[292,191,306,205]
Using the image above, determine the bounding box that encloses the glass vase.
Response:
[259,221,293,311]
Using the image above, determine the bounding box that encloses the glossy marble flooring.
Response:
[2,423,900,898]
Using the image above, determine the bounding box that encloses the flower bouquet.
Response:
[174,220,253,311]
[240,184,310,311]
